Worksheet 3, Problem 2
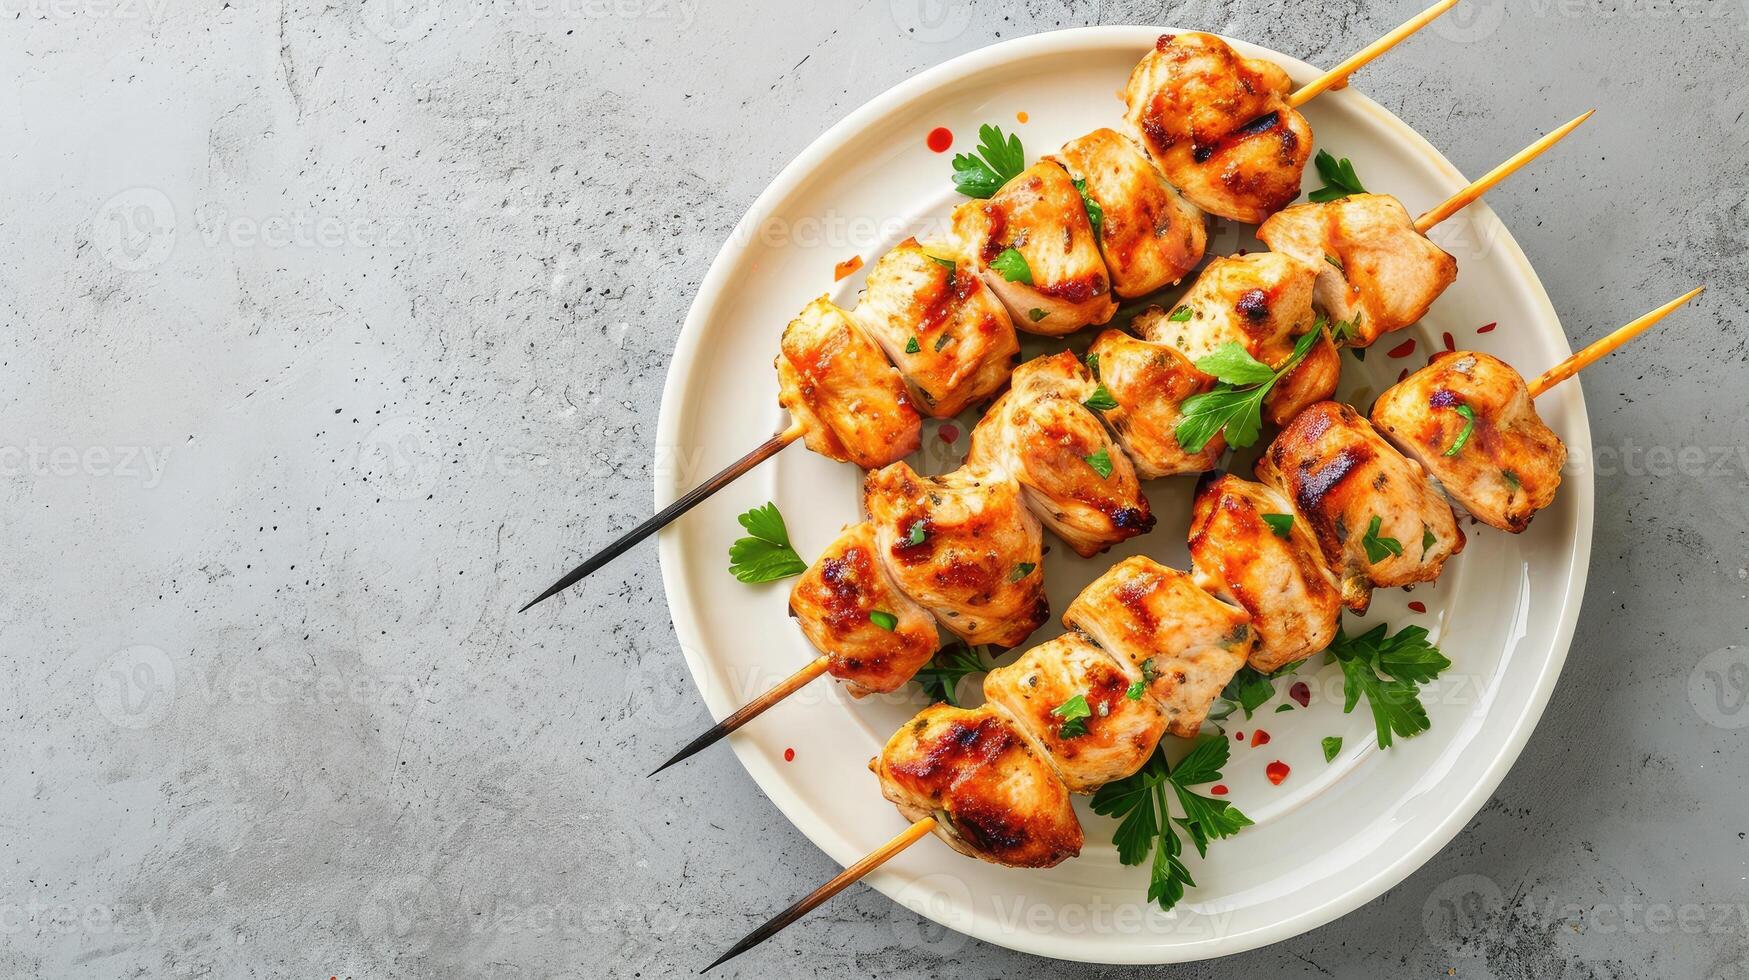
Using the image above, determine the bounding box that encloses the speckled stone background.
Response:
[3,0,1746,977]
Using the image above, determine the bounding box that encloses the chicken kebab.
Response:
[701,290,1702,972]
[521,2,1466,606]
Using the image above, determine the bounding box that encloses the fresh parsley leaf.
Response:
[1326,623,1451,749]
[1126,679,1145,700]
[1503,469,1522,490]
[1325,253,1344,271]
[1361,515,1404,564]
[1083,447,1114,479]
[1308,149,1367,203]
[868,610,899,632]
[1008,561,1036,583]
[1028,307,1048,323]
[1175,328,1321,452]
[727,502,810,583]
[1084,351,1100,379]
[1194,342,1277,386]
[1262,512,1294,539]
[905,520,927,546]
[1168,305,1193,322]
[1083,384,1119,413]
[1443,403,1476,457]
[1274,703,1294,713]
[1051,693,1093,738]
[950,124,1026,198]
[904,336,921,354]
[990,246,1032,284]
[915,642,985,706]
[1072,177,1104,239]
[1220,665,1276,720]
[1422,524,1437,553]
[1322,736,1343,762]
[1090,737,1251,911]
[927,253,957,271]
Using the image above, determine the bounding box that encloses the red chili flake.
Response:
[1397,368,1409,383]
[1250,729,1271,747]
[926,127,953,153]
[1210,784,1229,796]
[938,423,959,443]
[1236,248,1248,256]
[783,747,795,762]
[1266,760,1291,785]
[1289,682,1310,707]
[1477,321,1498,334]
[833,255,863,281]
[1408,600,1427,613]
[1387,338,1417,358]
[1442,331,1456,352]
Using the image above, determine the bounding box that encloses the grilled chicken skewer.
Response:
[704,291,1703,971]
[522,6,1462,607]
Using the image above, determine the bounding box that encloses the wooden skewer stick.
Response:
[1527,287,1704,398]
[1287,0,1460,108]
[701,817,936,973]
[519,420,806,612]
[650,656,831,776]
[1415,110,1595,234]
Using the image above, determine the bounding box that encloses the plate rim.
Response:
[654,24,1594,964]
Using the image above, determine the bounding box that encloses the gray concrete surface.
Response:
[2,0,1746,977]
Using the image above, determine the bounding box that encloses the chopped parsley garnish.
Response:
[1274,703,1294,713]
[1443,403,1476,457]
[1083,384,1119,412]
[915,642,985,706]
[1083,447,1114,479]
[1090,736,1253,911]
[1361,515,1404,564]
[1422,524,1437,552]
[1051,693,1093,738]
[1216,658,1306,720]
[1262,513,1294,539]
[868,610,899,632]
[1325,254,1344,271]
[727,502,809,583]
[1126,659,1157,700]
[934,332,951,352]
[990,247,1033,284]
[1072,177,1104,239]
[1008,561,1036,582]
[1308,149,1367,203]
[1322,736,1343,762]
[1175,328,1321,452]
[1028,308,1048,322]
[950,124,1026,198]
[905,336,921,354]
[1327,623,1451,749]
[1168,305,1194,322]
[927,253,957,271]
[905,520,927,546]
[1503,469,1521,490]
[1084,352,1100,379]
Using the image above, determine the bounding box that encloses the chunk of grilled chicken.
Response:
[1188,474,1342,672]
[1257,194,1458,347]
[863,461,1049,649]
[1255,402,1464,613]
[854,238,1020,417]
[1084,329,1224,477]
[1371,351,1565,533]
[1133,251,1337,424]
[951,160,1117,336]
[1054,128,1205,298]
[982,634,1168,794]
[1123,32,1313,224]
[872,703,1083,868]
[966,351,1154,557]
[788,522,939,696]
[1063,556,1255,738]
[777,296,922,468]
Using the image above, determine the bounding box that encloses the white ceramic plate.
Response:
[655,27,1591,964]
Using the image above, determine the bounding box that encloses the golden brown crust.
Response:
[789,522,939,695]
